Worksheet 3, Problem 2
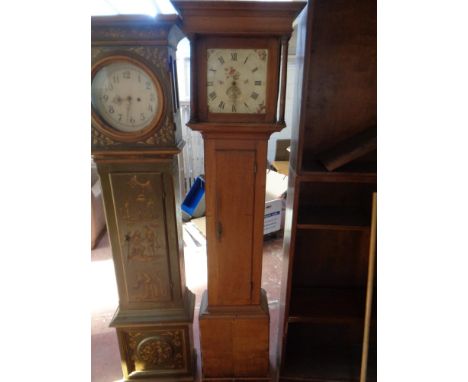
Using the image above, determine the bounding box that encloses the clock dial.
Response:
[206,49,268,114]
[92,61,161,133]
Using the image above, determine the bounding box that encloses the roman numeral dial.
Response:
[206,48,268,114]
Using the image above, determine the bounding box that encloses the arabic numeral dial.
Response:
[92,60,162,133]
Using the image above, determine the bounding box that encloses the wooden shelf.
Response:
[301,157,377,175]
[291,159,376,184]
[298,170,376,184]
[297,224,369,232]
[280,345,376,382]
[288,287,375,324]
[297,206,370,231]
[336,160,377,174]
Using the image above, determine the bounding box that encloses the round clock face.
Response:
[206,48,268,114]
[91,60,162,133]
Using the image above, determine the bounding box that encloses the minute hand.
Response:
[126,95,132,122]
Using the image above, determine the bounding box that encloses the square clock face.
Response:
[206,48,268,114]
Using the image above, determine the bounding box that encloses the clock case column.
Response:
[171,2,306,379]
[92,15,196,381]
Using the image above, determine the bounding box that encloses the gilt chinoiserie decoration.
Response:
[91,15,195,381]
[171,1,306,380]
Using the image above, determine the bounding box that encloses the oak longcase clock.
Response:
[91,15,195,381]
[171,1,306,380]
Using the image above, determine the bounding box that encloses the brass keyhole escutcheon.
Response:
[216,221,223,241]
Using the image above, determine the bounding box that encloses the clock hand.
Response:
[112,95,123,105]
[126,95,132,122]
[226,81,241,101]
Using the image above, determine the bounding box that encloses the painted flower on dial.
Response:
[207,48,268,114]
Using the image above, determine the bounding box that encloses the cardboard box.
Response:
[264,199,283,235]
[264,169,288,235]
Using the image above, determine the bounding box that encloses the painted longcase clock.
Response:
[171,1,306,380]
[91,15,195,381]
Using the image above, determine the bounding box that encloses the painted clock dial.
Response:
[92,61,162,133]
[206,48,268,114]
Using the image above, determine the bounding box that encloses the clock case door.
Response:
[205,139,267,307]
[196,37,280,124]
[97,160,192,314]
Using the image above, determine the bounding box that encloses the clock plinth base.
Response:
[111,290,196,380]
[115,323,196,381]
[199,290,270,379]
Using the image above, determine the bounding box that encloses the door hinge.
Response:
[254,162,257,174]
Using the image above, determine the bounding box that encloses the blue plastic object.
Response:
[181,176,206,218]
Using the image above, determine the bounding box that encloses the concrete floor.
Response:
[91,222,284,382]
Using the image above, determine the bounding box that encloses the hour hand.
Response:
[112,95,123,105]
[126,96,132,121]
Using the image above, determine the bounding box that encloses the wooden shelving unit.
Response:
[288,287,376,324]
[282,344,377,382]
[297,206,371,230]
[277,0,377,381]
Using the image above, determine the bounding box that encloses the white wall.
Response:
[177,39,205,195]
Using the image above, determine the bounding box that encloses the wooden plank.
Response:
[360,193,377,382]
[317,127,377,172]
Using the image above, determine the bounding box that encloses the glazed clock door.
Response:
[91,55,166,142]
[196,36,280,123]
[206,48,268,114]
[91,59,164,133]
[108,171,180,310]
